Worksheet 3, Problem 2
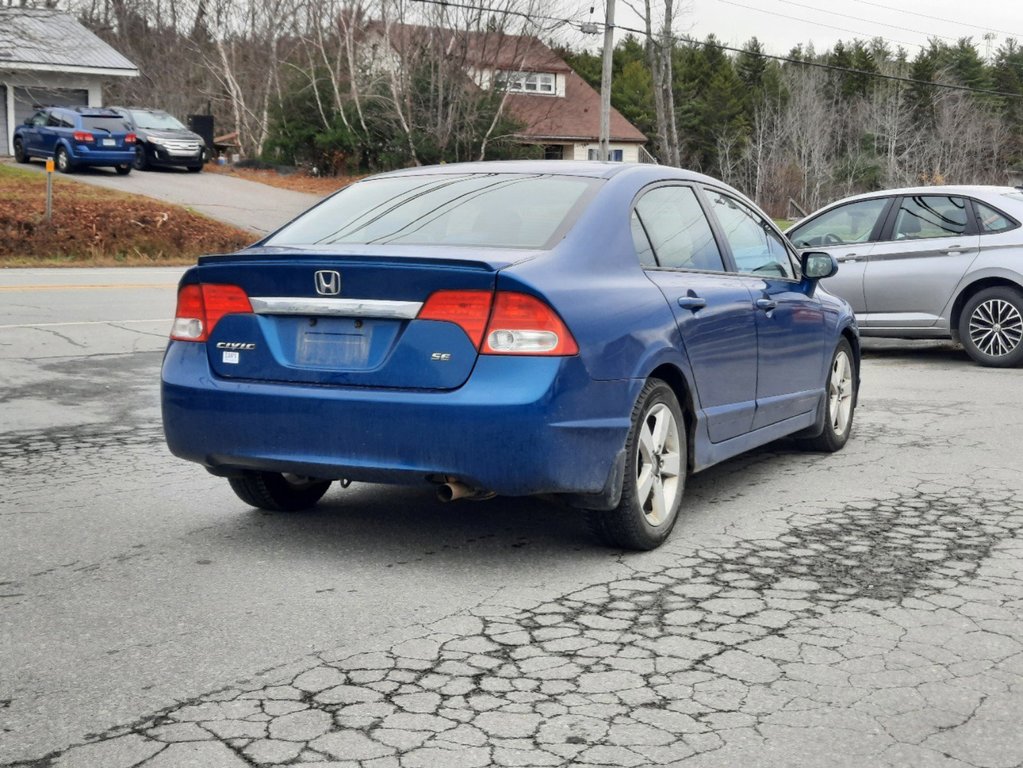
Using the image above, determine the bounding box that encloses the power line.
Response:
[771,0,961,46]
[715,0,929,52]
[850,0,1023,41]
[409,0,1023,101]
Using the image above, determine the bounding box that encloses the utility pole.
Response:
[599,0,615,161]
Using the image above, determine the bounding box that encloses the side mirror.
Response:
[801,251,838,280]
[23,117,33,125]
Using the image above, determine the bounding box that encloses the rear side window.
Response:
[789,198,888,247]
[266,174,597,249]
[633,186,724,271]
[81,116,132,133]
[892,195,968,240]
[974,201,1018,234]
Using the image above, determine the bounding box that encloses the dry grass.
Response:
[0,164,252,266]
[204,163,358,196]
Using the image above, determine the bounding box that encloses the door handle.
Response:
[756,298,777,311]
[677,296,707,311]
[942,246,965,254]
[836,253,860,263]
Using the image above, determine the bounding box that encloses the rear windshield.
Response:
[265,173,598,249]
[81,116,132,133]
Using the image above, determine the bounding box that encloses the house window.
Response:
[587,148,624,162]
[499,71,555,94]
[543,145,564,160]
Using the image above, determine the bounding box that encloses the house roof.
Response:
[369,22,647,145]
[0,8,138,75]
[506,70,648,144]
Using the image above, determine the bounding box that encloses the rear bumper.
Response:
[68,146,134,165]
[161,342,637,496]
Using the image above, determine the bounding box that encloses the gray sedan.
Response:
[787,185,1023,367]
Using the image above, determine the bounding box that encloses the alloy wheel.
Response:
[969,298,1023,358]
[829,349,854,436]
[635,403,682,527]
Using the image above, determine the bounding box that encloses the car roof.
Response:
[828,185,1022,203]
[369,160,724,186]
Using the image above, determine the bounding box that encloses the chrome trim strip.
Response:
[249,297,423,319]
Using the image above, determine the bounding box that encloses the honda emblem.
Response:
[314,270,341,296]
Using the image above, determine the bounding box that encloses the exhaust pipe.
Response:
[436,479,496,502]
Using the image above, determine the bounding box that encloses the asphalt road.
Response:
[2,269,1023,768]
[4,159,322,234]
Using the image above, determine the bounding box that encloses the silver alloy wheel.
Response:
[56,147,69,172]
[969,298,1023,358]
[635,403,682,527]
[829,349,854,436]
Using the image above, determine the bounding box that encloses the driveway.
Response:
[5,159,321,234]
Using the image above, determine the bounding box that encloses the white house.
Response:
[0,8,138,156]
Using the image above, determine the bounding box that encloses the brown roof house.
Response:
[0,8,138,156]
[364,22,650,162]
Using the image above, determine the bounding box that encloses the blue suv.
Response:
[13,106,136,175]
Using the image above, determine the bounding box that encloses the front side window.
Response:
[788,198,888,248]
[892,195,968,240]
[708,191,795,278]
[633,186,724,271]
[974,200,1017,234]
[265,173,596,250]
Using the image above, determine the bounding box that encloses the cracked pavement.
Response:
[2,273,1023,767]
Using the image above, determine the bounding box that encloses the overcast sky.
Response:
[587,0,1023,58]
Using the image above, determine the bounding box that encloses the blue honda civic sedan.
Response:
[162,161,859,550]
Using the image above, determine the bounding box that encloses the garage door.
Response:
[13,86,89,126]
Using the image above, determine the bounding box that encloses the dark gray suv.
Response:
[111,107,205,173]
[788,186,1023,367]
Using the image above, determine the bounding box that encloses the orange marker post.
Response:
[45,158,54,224]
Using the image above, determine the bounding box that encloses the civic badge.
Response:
[314,270,341,296]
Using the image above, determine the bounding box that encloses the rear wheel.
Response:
[798,338,856,452]
[13,138,29,163]
[958,287,1023,367]
[588,380,686,551]
[115,164,131,175]
[228,471,332,512]
[55,145,73,173]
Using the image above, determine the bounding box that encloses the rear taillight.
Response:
[418,290,493,348]
[125,133,137,144]
[482,292,578,355]
[72,131,94,143]
[417,290,577,356]
[171,284,252,342]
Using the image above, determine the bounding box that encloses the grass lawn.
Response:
[0,164,252,266]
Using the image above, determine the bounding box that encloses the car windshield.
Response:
[264,173,598,249]
[81,116,132,133]
[129,110,187,130]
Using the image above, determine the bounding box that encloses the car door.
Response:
[862,194,981,328]
[632,184,758,443]
[786,196,892,317]
[21,111,48,156]
[704,187,827,430]
[40,110,66,156]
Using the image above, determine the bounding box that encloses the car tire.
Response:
[228,471,332,512]
[587,379,686,551]
[957,287,1023,367]
[115,164,131,176]
[186,164,203,173]
[54,145,73,173]
[13,138,29,164]
[133,146,149,171]
[797,338,857,452]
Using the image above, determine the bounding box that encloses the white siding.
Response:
[572,143,642,163]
